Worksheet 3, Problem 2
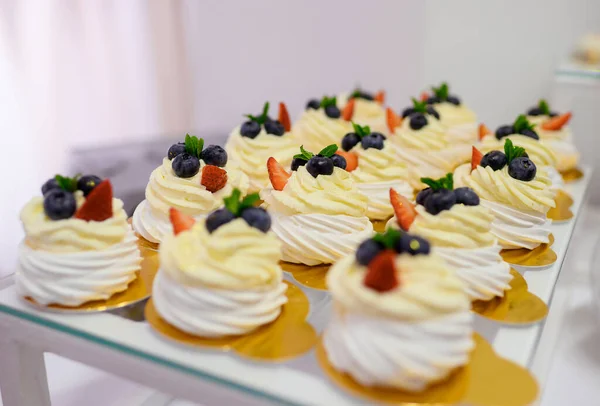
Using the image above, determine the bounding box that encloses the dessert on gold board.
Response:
[336,88,388,134]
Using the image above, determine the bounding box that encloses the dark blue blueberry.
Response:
[331,154,347,170]
[43,189,76,220]
[241,207,271,232]
[264,119,285,136]
[306,156,334,178]
[454,187,480,206]
[205,208,236,233]
[395,234,430,256]
[409,113,428,130]
[424,189,457,215]
[426,96,441,105]
[480,150,508,171]
[240,121,261,138]
[519,129,539,140]
[324,105,341,119]
[446,96,461,105]
[416,187,433,206]
[341,132,361,151]
[351,91,374,101]
[201,145,228,167]
[426,106,440,120]
[306,99,321,110]
[370,132,386,141]
[168,142,186,160]
[549,111,558,117]
[356,239,384,266]
[495,125,514,140]
[360,134,385,150]
[172,153,200,178]
[527,107,543,116]
[77,175,102,196]
[401,107,415,118]
[291,157,308,171]
[508,157,537,181]
[41,178,60,195]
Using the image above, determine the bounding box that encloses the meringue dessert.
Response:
[17,176,141,306]
[152,190,288,337]
[525,100,579,173]
[261,144,373,266]
[336,88,388,134]
[338,122,413,220]
[387,99,470,188]
[422,82,478,145]
[387,175,511,301]
[132,134,249,244]
[324,229,473,392]
[225,102,298,193]
[454,140,555,250]
[294,95,354,151]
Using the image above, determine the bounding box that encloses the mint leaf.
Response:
[318,144,338,158]
[538,100,551,116]
[512,115,535,133]
[241,193,260,210]
[245,102,270,125]
[54,174,79,192]
[373,228,402,249]
[503,138,527,164]
[411,97,428,113]
[432,82,449,100]
[420,173,454,191]
[293,145,314,161]
[320,96,337,109]
[184,134,204,158]
[351,122,371,138]
[223,188,242,215]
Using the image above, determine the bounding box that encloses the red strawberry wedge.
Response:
[541,112,572,131]
[341,98,355,121]
[478,123,491,141]
[363,250,399,292]
[389,188,416,231]
[374,90,385,104]
[471,146,483,172]
[169,207,195,235]
[336,150,359,172]
[386,107,403,133]
[278,102,291,132]
[267,157,290,191]
[201,165,228,193]
[75,180,113,222]
[420,91,429,102]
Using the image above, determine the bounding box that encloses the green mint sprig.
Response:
[504,139,527,164]
[431,82,449,101]
[184,134,204,159]
[351,122,371,138]
[538,100,551,116]
[320,96,337,109]
[411,97,428,113]
[223,188,260,217]
[512,115,535,134]
[350,89,364,99]
[245,102,270,125]
[373,228,402,249]
[420,173,454,191]
[54,174,80,192]
[293,145,314,161]
[293,144,338,162]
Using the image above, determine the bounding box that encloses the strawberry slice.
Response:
[420,91,429,102]
[201,165,228,193]
[336,150,358,172]
[267,157,290,191]
[341,98,355,121]
[169,207,195,235]
[541,112,572,131]
[75,179,113,221]
[471,146,483,172]
[386,107,403,133]
[278,102,291,132]
[478,123,491,141]
[374,90,385,104]
[363,250,399,292]
[389,188,416,231]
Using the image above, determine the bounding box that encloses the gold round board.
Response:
[500,234,557,267]
[560,167,584,183]
[144,281,318,361]
[547,190,574,223]
[316,333,538,406]
[280,261,330,290]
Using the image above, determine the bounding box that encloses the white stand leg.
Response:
[0,339,51,406]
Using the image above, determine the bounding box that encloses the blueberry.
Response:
[401,107,415,118]
[291,157,308,171]
[370,132,386,141]
[356,239,383,266]
[240,121,261,138]
[306,156,334,178]
[416,187,433,206]
[352,91,374,101]
[306,99,321,110]
[426,106,440,120]
[172,153,200,178]
[41,178,60,195]
[527,107,543,116]
[341,133,361,151]
[549,111,558,117]
[360,134,385,150]
[241,207,271,232]
[394,234,430,256]
[201,145,228,167]
[205,208,236,233]
[324,105,341,119]
[264,119,285,136]
[446,96,461,105]
[454,187,480,206]
[409,113,428,130]
[426,96,440,105]
[480,150,508,171]
[43,189,76,220]
[168,142,186,160]
[331,154,347,170]
[424,189,457,215]
[77,175,102,196]
[508,157,537,181]
[495,125,514,140]
[519,129,539,140]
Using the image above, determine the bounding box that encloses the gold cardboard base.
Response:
[280,261,330,290]
[145,281,317,361]
[371,219,390,233]
[561,167,584,183]
[501,234,557,267]
[316,333,538,406]
[472,269,548,324]
[547,190,574,223]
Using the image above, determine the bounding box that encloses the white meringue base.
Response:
[545,165,565,192]
[357,181,413,221]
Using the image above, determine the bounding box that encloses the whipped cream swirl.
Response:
[294,109,352,151]
[337,93,387,134]
[527,115,579,172]
[435,102,478,145]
